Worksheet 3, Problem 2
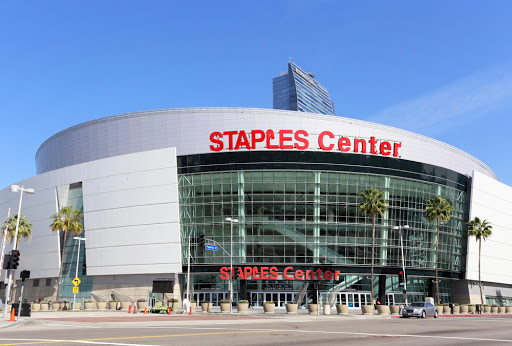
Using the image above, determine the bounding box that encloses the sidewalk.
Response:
[1,306,510,329]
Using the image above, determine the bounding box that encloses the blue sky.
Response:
[1,0,512,188]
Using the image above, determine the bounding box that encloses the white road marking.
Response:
[0,339,155,346]
[42,323,101,328]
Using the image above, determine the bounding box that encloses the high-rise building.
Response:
[273,61,335,115]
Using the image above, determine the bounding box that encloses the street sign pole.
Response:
[73,239,82,311]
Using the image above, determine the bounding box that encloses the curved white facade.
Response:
[36,108,496,180]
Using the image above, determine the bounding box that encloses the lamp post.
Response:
[225,217,238,314]
[3,185,34,319]
[393,225,409,306]
[73,237,86,311]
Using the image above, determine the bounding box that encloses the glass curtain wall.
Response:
[58,183,93,301]
[179,170,467,272]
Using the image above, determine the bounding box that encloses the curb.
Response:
[391,314,512,319]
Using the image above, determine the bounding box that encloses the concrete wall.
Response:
[467,170,512,288]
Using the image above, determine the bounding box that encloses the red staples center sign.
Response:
[220,266,342,281]
[209,130,402,157]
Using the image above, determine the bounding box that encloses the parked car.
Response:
[402,302,438,318]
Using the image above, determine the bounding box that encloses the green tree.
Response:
[359,187,387,309]
[50,206,83,301]
[425,196,453,304]
[467,217,492,305]
[3,214,33,300]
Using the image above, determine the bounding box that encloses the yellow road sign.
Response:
[72,277,81,286]
[73,286,79,294]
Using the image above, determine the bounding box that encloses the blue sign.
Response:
[205,244,218,251]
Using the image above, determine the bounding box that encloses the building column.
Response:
[237,171,246,261]
[379,274,386,304]
[313,172,321,263]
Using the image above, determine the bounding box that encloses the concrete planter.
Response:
[452,305,460,314]
[443,306,450,314]
[263,303,275,314]
[468,305,476,313]
[308,304,318,314]
[286,303,298,314]
[361,305,374,315]
[109,302,118,310]
[336,304,349,315]
[323,304,331,315]
[483,306,491,313]
[137,301,146,310]
[491,306,498,314]
[460,305,469,314]
[120,302,130,311]
[72,302,81,310]
[59,302,66,310]
[220,302,230,313]
[51,303,60,311]
[40,303,49,311]
[97,302,107,310]
[506,306,512,314]
[31,303,41,311]
[84,302,96,310]
[498,307,506,314]
[389,305,400,315]
[201,302,211,312]
[377,305,390,315]
[237,303,249,313]
[190,302,196,313]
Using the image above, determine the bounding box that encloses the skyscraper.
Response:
[273,61,335,115]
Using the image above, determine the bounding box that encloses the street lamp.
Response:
[72,237,86,311]
[225,217,238,314]
[393,225,409,306]
[3,185,34,319]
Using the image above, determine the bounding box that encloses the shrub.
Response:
[168,298,179,303]
[109,300,118,302]
[200,300,210,304]
[40,301,49,305]
[238,300,249,304]
[220,299,230,303]
[137,298,146,302]
[264,301,275,305]
[84,300,93,303]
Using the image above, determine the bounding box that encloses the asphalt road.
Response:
[1,314,512,345]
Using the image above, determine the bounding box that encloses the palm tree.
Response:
[50,206,83,301]
[425,196,453,304]
[467,217,492,305]
[359,187,387,309]
[3,214,33,300]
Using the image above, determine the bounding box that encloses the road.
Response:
[1,313,512,345]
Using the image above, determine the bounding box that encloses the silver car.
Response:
[402,302,438,318]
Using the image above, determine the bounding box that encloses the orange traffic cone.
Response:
[128,304,131,313]
[144,306,147,314]
[133,305,137,314]
[9,307,15,322]
[168,306,171,315]
[189,306,192,315]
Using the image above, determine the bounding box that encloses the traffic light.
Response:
[2,254,11,269]
[199,233,205,248]
[398,270,405,284]
[11,250,20,269]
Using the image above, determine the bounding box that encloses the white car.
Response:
[402,302,438,318]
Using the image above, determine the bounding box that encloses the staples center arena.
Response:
[1,107,512,308]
